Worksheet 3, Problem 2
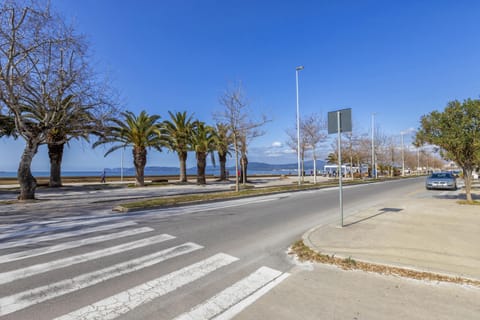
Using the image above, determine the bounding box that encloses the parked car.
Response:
[425,172,457,190]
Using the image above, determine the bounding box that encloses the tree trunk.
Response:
[233,134,239,192]
[178,151,188,183]
[350,155,353,179]
[241,154,248,184]
[133,147,147,187]
[463,166,473,203]
[18,140,39,200]
[218,152,227,181]
[301,153,304,183]
[48,143,64,187]
[196,152,207,185]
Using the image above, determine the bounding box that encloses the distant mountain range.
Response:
[106,160,326,174]
[225,160,326,171]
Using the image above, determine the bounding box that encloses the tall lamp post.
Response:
[401,131,405,177]
[295,65,304,185]
[371,113,376,179]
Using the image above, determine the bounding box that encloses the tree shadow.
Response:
[345,207,403,227]
[433,192,480,200]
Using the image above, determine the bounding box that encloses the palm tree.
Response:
[191,121,217,184]
[17,94,104,187]
[163,111,193,183]
[45,95,101,187]
[326,152,338,164]
[214,123,233,181]
[93,110,163,187]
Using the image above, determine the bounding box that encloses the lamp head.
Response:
[296,66,304,71]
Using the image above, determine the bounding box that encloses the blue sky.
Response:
[2,0,480,171]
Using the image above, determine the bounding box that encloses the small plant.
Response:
[343,256,357,267]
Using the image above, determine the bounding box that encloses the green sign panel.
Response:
[328,108,352,134]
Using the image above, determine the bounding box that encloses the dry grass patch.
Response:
[457,200,480,205]
[289,240,480,287]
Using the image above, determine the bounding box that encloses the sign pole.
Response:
[337,111,343,227]
[328,108,351,228]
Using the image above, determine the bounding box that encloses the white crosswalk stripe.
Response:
[174,266,289,320]
[0,233,174,285]
[0,216,128,240]
[0,242,203,316]
[0,214,116,232]
[0,220,137,250]
[0,218,290,320]
[53,253,239,320]
[213,272,291,320]
[0,226,154,263]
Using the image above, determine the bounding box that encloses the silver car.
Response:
[425,172,457,190]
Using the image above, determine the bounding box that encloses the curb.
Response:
[300,225,480,287]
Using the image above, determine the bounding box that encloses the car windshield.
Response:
[431,173,452,179]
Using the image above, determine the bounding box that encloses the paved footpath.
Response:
[237,182,480,319]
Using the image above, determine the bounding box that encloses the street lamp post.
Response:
[401,131,405,177]
[371,113,375,179]
[295,65,304,185]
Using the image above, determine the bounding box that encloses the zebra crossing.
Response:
[0,215,289,319]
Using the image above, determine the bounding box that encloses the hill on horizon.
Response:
[106,160,326,173]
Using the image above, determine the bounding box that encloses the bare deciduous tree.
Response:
[292,113,327,183]
[285,126,308,181]
[0,1,116,198]
[215,82,268,191]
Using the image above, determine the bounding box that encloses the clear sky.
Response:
[2,0,480,171]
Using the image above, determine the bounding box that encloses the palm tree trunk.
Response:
[18,140,39,200]
[48,143,64,187]
[196,152,207,184]
[178,151,188,183]
[219,152,227,180]
[241,154,248,184]
[133,147,147,187]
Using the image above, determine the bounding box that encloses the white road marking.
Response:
[0,214,117,232]
[0,216,126,240]
[0,221,137,250]
[174,266,288,320]
[53,253,239,320]
[0,242,203,316]
[214,272,290,320]
[0,233,174,285]
[0,227,154,264]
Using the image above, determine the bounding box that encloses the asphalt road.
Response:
[0,177,443,319]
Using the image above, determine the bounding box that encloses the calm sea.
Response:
[0,168,287,178]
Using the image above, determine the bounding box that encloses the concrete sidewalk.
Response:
[303,187,480,280]
[236,184,480,320]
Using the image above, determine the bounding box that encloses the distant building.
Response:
[323,163,369,176]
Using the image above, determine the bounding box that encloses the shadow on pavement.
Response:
[434,192,480,200]
[345,207,404,227]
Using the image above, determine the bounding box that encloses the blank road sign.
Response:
[328,108,352,134]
